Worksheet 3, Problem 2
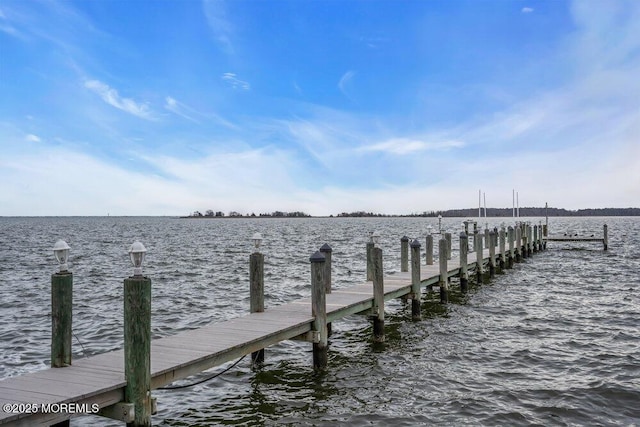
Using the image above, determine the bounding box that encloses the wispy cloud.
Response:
[84,80,155,120]
[221,73,250,90]
[164,96,238,129]
[359,138,464,155]
[338,70,356,98]
[25,134,41,143]
[203,0,234,55]
[164,97,198,123]
[522,7,534,13]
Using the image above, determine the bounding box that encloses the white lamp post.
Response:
[53,240,70,272]
[372,231,381,246]
[128,241,147,277]
[252,232,263,251]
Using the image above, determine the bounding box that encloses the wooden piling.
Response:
[445,232,452,260]
[124,276,152,427]
[249,252,265,366]
[488,230,496,278]
[310,251,328,369]
[400,236,409,272]
[320,243,333,336]
[372,247,385,342]
[499,227,506,271]
[515,226,522,261]
[425,234,434,265]
[475,230,483,284]
[533,225,539,252]
[459,232,468,293]
[507,226,514,268]
[439,238,448,303]
[484,227,490,249]
[604,224,608,250]
[410,239,421,320]
[366,241,374,281]
[51,272,72,369]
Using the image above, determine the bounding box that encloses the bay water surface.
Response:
[0,216,638,426]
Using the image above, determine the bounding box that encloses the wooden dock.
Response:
[0,224,555,426]
[544,224,608,250]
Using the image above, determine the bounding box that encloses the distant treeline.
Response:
[185,210,310,218]
[184,207,640,219]
[341,207,640,217]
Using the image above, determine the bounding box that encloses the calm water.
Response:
[0,216,638,426]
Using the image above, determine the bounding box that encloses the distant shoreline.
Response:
[181,207,640,219]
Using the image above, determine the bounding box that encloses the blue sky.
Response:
[1,0,638,216]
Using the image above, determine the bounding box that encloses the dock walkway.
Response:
[1,230,540,426]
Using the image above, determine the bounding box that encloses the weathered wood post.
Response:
[488,230,496,278]
[459,232,468,293]
[410,239,421,320]
[533,225,539,253]
[484,226,490,249]
[400,236,409,272]
[475,229,483,284]
[366,233,374,281]
[249,242,265,366]
[372,246,385,342]
[499,226,506,271]
[515,225,522,261]
[124,241,152,427]
[439,238,448,303]
[603,224,608,250]
[528,224,533,257]
[425,233,434,265]
[543,224,548,249]
[507,226,514,268]
[51,241,72,371]
[319,243,333,336]
[310,251,328,369]
[520,224,527,258]
[445,232,452,260]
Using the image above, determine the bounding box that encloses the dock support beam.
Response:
[604,224,608,250]
[320,243,333,336]
[310,251,328,369]
[400,236,409,272]
[475,230,483,284]
[499,227,506,271]
[484,227,489,249]
[124,275,152,427]
[488,230,496,278]
[459,232,468,293]
[507,226,514,268]
[425,234,434,265]
[249,251,265,366]
[51,272,72,369]
[372,247,385,342]
[366,239,374,281]
[439,238,448,303]
[410,239,421,320]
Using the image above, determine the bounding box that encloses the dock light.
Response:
[128,241,147,277]
[372,231,381,246]
[53,240,70,272]
[252,232,263,250]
